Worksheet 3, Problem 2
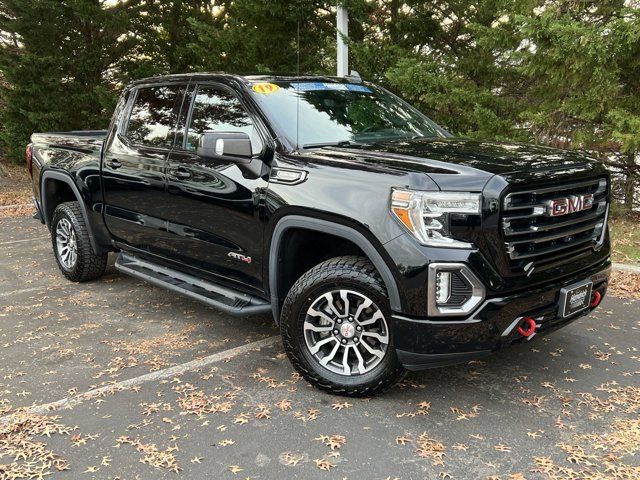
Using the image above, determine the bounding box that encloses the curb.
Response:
[613,262,640,274]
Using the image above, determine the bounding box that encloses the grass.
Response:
[609,213,640,264]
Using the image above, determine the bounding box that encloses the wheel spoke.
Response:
[308,307,335,325]
[361,331,389,344]
[360,339,385,359]
[353,297,372,322]
[342,345,351,375]
[340,290,350,317]
[352,344,367,374]
[320,341,340,366]
[307,336,337,355]
[359,310,383,326]
[303,321,333,333]
[322,292,343,318]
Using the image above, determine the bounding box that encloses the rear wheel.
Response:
[280,256,405,397]
[51,202,107,282]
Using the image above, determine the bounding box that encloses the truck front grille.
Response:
[501,178,608,275]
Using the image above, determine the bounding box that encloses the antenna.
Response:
[296,20,301,76]
[295,19,301,151]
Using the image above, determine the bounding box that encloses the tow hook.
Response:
[516,316,537,338]
[589,291,602,308]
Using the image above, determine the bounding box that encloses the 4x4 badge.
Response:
[228,252,252,264]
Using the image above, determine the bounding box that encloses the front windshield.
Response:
[248,80,448,149]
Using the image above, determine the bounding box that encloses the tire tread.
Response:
[51,201,107,282]
[280,255,405,397]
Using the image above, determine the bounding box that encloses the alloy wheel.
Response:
[303,289,389,376]
[55,218,78,269]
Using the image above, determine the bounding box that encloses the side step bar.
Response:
[115,252,271,317]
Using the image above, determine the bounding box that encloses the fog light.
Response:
[428,263,485,317]
[435,271,451,304]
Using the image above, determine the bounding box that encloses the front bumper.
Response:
[393,258,610,370]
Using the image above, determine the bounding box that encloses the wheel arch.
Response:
[40,170,99,253]
[268,215,402,322]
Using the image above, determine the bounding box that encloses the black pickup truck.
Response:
[27,73,611,396]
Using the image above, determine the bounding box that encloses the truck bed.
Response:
[30,130,107,153]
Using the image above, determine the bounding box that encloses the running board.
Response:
[115,252,271,316]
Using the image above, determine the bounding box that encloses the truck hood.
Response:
[302,137,598,191]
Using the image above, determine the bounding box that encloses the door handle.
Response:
[174,168,191,180]
[108,159,122,169]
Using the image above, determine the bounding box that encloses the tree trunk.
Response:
[389,0,400,45]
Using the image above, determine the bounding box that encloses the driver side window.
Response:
[186,85,262,154]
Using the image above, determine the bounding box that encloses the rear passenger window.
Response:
[126,86,182,148]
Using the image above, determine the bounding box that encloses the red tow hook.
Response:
[590,291,602,308]
[516,317,537,337]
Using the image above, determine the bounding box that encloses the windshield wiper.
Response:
[302,141,358,149]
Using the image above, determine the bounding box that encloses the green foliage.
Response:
[187,0,335,74]
[348,0,639,208]
[0,0,134,161]
[0,0,638,210]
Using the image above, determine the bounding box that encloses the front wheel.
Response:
[51,201,107,282]
[280,256,405,397]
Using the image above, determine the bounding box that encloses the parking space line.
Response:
[0,286,49,298]
[0,335,280,424]
[0,235,50,246]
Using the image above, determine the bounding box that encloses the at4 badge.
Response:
[228,252,252,264]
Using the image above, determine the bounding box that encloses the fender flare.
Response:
[40,170,99,253]
[268,215,402,322]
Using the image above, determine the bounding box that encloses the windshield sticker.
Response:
[252,82,280,94]
[345,84,373,93]
[294,82,372,93]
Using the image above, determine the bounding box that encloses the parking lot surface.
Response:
[1,216,639,479]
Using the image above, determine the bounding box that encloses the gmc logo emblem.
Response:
[546,194,594,217]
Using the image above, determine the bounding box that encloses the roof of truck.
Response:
[128,72,363,87]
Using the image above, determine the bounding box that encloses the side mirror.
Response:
[197,131,252,164]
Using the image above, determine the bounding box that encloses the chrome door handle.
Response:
[108,159,122,169]
[174,168,191,180]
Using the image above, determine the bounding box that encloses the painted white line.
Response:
[0,286,48,298]
[0,335,280,424]
[0,235,49,246]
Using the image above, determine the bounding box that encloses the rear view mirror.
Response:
[197,132,252,164]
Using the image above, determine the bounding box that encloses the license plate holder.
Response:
[559,280,593,318]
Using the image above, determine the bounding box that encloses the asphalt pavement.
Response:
[1,216,638,479]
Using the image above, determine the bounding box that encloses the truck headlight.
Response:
[391,189,481,248]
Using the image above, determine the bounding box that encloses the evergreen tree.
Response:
[187,0,336,74]
[516,1,640,210]
[348,0,534,140]
[0,0,637,207]
[119,0,219,80]
[0,0,135,161]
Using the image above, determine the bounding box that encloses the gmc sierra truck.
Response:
[27,73,611,396]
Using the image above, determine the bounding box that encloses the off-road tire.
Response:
[280,256,406,397]
[51,201,107,282]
